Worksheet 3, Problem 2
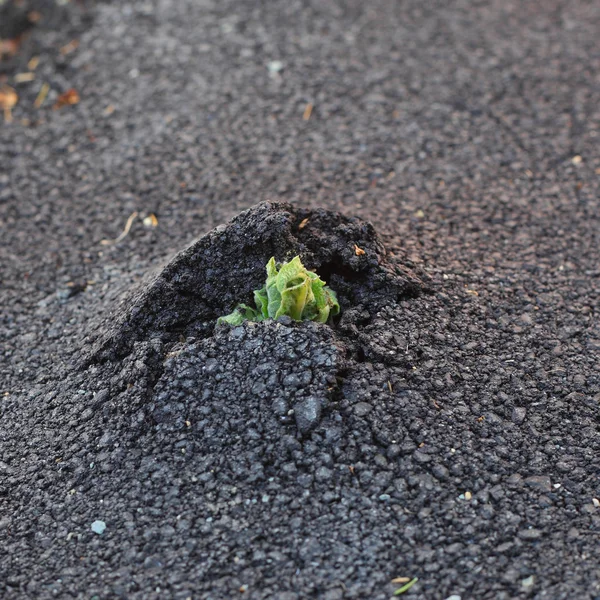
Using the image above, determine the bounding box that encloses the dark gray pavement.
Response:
[1,1,599,598]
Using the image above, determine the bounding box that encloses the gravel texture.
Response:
[1,1,600,599]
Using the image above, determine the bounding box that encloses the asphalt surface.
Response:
[1,1,600,599]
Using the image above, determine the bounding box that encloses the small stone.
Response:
[518,528,542,541]
[445,596,462,600]
[91,389,109,408]
[353,402,372,416]
[511,407,526,424]
[315,466,333,482]
[432,464,449,480]
[506,473,523,488]
[489,485,505,501]
[271,397,288,416]
[91,520,106,535]
[413,450,431,464]
[524,475,552,493]
[294,396,322,435]
[496,542,513,554]
[267,60,283,73]
[283,373,301,388]
[521,575,535,589]
[229,326,245,340]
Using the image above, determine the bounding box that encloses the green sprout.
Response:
[217,256,340,326]
[393,577,419,595]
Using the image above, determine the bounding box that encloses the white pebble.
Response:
[91,520,106,535]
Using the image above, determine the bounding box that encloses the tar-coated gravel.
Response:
[1,1,599,599]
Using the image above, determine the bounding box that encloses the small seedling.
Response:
[393,577,419,595]
[217,256,340,326]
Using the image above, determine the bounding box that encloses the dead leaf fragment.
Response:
[14,72,35,83]
[354,244,365,256]
[302,102,313,121]
[60,39,80,56]
[53,88,80,110]
[143,214,158,228]
[298,217,309,230]
[100,212,139,245]
[28,11,42,24]
[28,56,40,71]
[0,37,21,59]
[34,83,50,108]
[0,85,18,123]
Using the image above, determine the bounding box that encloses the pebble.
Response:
[294,396,322,435]
[91,520,106,535]
[566,528,579,540]
[506,473,523,488]
[353,402,372,416]
[267,60,283,73]
[315,466,333,483]
[524,475,552,493]
[521,575,535,589]
[432,464,449,480]
[511,407,527,424]
[518,528,542,541]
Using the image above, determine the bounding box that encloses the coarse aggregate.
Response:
[1,1,600,599]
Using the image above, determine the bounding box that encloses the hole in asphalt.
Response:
[80,201,426,437]
[85,201,424,365]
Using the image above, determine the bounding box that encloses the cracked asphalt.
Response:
[1,1,599,599]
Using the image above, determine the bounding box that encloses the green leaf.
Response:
[393,577,419,596]
[216,256,341,326]
[277,273,310,320]
[326,287,340,317]
[216,303,259,326]
[254,286,269,319]
[265,256,282,318]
